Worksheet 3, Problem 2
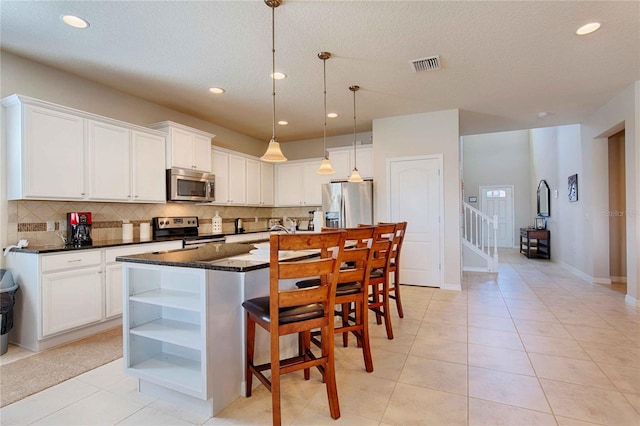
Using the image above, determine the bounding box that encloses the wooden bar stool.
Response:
[362,223,395,339]
[296,226,377,372]
[379,221,407,318]
[242,231,346,425]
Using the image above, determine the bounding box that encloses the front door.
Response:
[480,185,514,248]
[388,156,443,287]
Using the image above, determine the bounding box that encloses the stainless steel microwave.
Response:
[167,168,215,202]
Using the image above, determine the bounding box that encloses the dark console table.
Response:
[520,228,551,259]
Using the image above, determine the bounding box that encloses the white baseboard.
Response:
[625,294,638,306]
[441,283,462,291]
[611,276,627,283]
[556,260,592,283]
[463,266,491,273]
[593,277,613,285]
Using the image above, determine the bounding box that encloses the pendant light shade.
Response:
[260,0,287,163]
[348,85,363,183]
[316,52,335,175]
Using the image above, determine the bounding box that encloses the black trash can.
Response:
[0,270,19,355]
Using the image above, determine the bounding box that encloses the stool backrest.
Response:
[269,231,346,332]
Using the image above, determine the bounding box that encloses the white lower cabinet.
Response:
[42,265,103,337]
[5,240,182,352]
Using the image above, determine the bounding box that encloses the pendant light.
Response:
[316,52,335,174]
[260,0,287,163]
[347,85,363,182]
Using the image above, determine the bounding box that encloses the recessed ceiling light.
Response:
[576,22,601,35]
[208,87,225,94]
[278,120,288,126]
[327,113,338,118]
[62,14,89,29]
[271,72,287,80]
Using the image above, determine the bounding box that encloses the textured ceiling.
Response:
[1,1,638,142]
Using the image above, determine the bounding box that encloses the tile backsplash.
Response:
[8,200,318,246]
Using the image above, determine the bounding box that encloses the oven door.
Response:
[167,168,214,202]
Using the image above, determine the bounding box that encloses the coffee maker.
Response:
[67,212,93,247]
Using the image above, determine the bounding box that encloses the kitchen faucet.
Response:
[283,217,297,233]
[269,224,293,234]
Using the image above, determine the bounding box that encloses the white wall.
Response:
[581,81,638,302]
[463,130,532,246]
[373,110,461,289]
[530,125,584,271]
[280,132,372,161]
[0,52,265,156]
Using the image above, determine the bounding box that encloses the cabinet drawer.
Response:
[528,230,549,239]
[41,250,102,273]
[105,241,182,263]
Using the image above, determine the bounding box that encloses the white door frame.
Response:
[479,184,515,248]
[386,154,444,288]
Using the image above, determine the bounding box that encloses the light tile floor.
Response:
[2,249,639,425]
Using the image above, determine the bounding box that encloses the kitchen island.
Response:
[117,240,312,417]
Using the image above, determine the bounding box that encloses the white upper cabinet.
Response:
[4,99,86,200]
[246,158,261,205]
[88,124,166,203]
[131,131,167,202]
[2,95,167,203]
[260,162,274,206]
[275,159,330,206]
[328,145,373,181]
[87,120,131,200]
[211,147,273,206]
[148,121,215,173]
[211,148,246,205]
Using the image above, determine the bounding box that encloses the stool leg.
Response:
[393,269,404,318]
[301,330,311,380]
[382,282,394,340]
[322,323,341,419]
[341,303,349,347]
[245,312,255,397]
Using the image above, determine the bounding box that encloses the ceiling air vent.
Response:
[410,55,441,73]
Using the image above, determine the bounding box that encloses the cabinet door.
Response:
[169,127,195,169]
[302,161,329,206]
[105,263,123,318]
[355,146,373,179]
[23,105,85,199]
[87,120,131,201]
[276,163,304,206]
[328,150,351,181]
[211,149,229,204]
[192,134,212,172]
[246,158,261,205]
[41,266,103,337]
[228,154,247,204]
[132,131,166,202]
[260,162,274,206]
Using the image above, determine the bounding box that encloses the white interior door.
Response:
[388,156,442,287]
[480,185,514,248]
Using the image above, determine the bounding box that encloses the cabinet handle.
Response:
[67,259,82,263]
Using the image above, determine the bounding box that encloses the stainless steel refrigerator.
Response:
[322,181,373,228]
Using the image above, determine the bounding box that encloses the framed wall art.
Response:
[568,174,578,202]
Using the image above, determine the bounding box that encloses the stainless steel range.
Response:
[152,216,226,247]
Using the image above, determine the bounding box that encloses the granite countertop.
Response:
[116,242,266,272]
[4,236,186,254]
[116,239,320,273]
[3,230,272,254]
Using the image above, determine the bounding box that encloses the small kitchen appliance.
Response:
[152,216,225,247]
[234,218,244,234]
[67,212,93,247]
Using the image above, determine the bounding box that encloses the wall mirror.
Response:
[537,179,550,217]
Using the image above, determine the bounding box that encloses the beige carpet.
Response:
[0,327,122,408]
